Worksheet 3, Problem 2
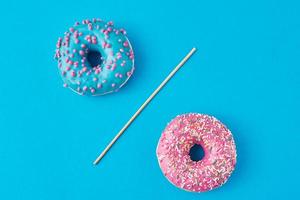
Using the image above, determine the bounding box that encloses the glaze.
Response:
[54,19,134,96]
[156,113,237,192]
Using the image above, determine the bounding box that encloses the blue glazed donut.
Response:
[54,19,134,96]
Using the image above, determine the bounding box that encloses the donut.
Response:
[156,113,237,192]
[54,18,134,96]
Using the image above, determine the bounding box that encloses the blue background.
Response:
[0,0,299,199]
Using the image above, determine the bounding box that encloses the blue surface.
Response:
[0,0,299,199]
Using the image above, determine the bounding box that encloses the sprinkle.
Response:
[71,71,76,77]
[97,83,102,88]
[55,19,135,96]
[103,30,109,35]
[120,28,127,35]
[111,63,116,71]
[116,53,122,59]
[82,67,87,72]
[156,114,237,192]
[79,50,85,56]
[88,23,93,30]
[123,41,129,47]
[95,68,101,74]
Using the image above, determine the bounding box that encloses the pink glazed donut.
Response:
[156,113,237,192]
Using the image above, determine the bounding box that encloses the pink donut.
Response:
[156,113,237,192]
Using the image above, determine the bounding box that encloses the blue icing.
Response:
[54,19,134,96]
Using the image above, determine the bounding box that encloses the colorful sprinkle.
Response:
[156,113,237,192]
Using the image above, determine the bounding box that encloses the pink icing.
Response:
[156,113,237,192]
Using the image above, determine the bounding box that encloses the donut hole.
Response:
[189,144,205,162]
[87,50,102,68]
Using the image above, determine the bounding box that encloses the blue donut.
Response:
[54,19,134,96]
